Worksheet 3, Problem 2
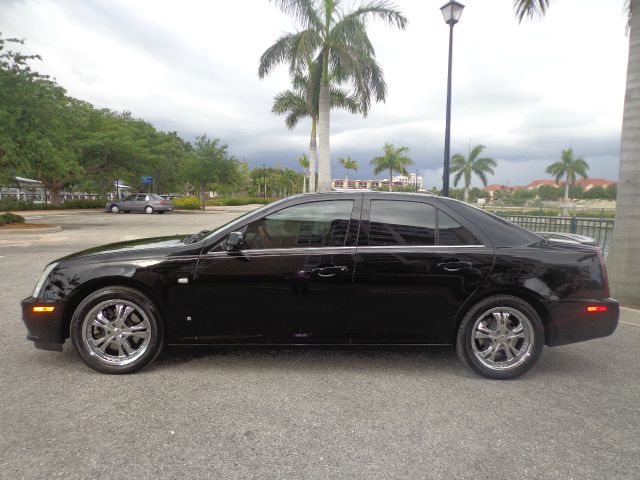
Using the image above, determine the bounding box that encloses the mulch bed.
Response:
[0,223,57,230]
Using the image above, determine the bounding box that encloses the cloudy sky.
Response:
[1,0,629,188]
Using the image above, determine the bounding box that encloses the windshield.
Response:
[200,201,285,243]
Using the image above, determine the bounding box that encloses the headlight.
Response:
[32,262,58,298]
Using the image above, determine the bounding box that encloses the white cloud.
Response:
[0,0,629,184]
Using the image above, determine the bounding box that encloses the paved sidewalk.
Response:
[620,307,640,327]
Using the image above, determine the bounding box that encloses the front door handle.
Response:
[437,261,473,272]
[311,265,348,277]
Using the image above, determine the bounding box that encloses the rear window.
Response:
[369,200,436,246]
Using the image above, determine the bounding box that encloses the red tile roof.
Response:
[483,184,507,192]
[575,178,615,187]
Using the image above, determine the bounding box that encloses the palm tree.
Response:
[450,145,497,203]
[545,148,589,213]
[338,156,358,188]
[370,143,413,192]
[259,0,407,193]
[515,0,640,309]
[298,153,309,193]
[272,65,361,192]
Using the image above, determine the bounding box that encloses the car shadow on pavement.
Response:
[47,340,602,379]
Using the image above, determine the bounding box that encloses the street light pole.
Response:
[262,163,267,198]
[440,1,464,198]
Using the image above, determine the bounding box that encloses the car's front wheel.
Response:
[110,204,119,214]
[456,295,544,379]
[70,286,164,374]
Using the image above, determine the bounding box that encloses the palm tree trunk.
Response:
[345,170,348,189]
[464,186,469,203]
[562,174,570,216]
[608,0,640,304]
[309,118,317,193]
[317,56,331,193]
[317,82,331,192]
[389,168,392,192]
[302,173,306,193]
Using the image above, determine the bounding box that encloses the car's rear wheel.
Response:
[456,295,544,379]
[145,206,154,214]
[157,210,165,214]
[70,286,163,374]
[110,204,119,214]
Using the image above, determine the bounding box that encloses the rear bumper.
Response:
[21,297,65,351]
[544,298,619,346]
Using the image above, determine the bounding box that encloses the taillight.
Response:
[587,306,608,313]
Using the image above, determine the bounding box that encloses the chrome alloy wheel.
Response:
[82,299,151,366]
[471,307,534,371]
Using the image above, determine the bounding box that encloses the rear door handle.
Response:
[437,261,472,272]
[311,265,348,277]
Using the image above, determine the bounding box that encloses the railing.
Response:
[497,214,614,258]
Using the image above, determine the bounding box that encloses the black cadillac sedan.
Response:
[22,192,619,379]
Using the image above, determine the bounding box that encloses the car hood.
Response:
[59,235,192,262]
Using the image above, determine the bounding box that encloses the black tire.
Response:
[456,295,544,380]
[70,286,164,374]
[110,204,119,214]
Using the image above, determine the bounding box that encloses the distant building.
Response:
[482,178,616,199]
[574,178,615,190]
[332,173,424,191]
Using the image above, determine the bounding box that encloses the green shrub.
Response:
[59,199,104,209]
[0,212,25,224]
[173,197,201,210]
[206,197,274,207]
[0,198,104,211]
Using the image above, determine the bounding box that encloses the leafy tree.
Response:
[513,0,639,303]
[370,143,413,192]
[511,189,536,206]
[450,144,497,203]
[183,135,239,209]
[338,156,358,185]
[605,183,617,200]
[545,148,589,206]
[259,0,407,192]
[271,65,361,192]
[537,184,562,201]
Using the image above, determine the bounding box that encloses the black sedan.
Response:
[22,192,619,379]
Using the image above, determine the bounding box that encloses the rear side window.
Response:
[244,200,353,249]
[369,200,436,246]
[438,210,479,245]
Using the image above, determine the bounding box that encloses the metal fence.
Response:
[497,214,614,257]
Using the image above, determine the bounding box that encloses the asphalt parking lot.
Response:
[1,209,639,480]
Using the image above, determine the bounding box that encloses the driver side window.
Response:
[243,200,353,250]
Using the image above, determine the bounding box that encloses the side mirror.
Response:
[225,231,245,251]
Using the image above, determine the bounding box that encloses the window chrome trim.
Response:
[206,246,357,257]
[205,244,486,257]
[357,244,487,250]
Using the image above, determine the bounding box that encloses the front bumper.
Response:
[544,298,619,346]
[21,297,65,351]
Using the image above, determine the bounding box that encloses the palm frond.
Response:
[271,0,324,32]
[453,171,463,187]
[259,32,296,78]
[339,1,408,30]
[513,0,552,23]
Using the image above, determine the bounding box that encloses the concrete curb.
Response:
[620,307,640,327]
[0,225,62,235]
